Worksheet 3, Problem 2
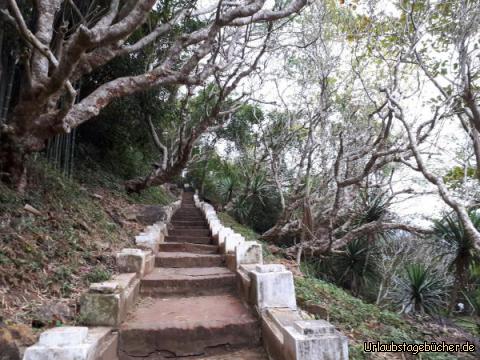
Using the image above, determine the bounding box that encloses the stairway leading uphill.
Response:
[118,191,268,359]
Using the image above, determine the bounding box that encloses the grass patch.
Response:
[217,212,259,240]
[84,265,112,284]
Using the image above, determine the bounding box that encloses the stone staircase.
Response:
[23,190,348,360]
[117,191,268,359]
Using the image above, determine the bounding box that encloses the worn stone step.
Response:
[175,209,203,213]
[166,235,212,245]
[171,224,209,230]
[169,228,211,237]
[172,220,208,226]
[140,267,236,297]
[155,252,224,268]
[119,295,260,358]
[172,215,206,220]
[158,243,219,254]
[195,348,268,359]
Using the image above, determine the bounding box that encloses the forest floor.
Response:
[219,213,480,360]
[0,158,174,351]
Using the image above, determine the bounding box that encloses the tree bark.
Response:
[0,132,31,189]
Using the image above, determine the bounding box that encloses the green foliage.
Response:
[433,211,480,310]
[75,161,174,206]
[85,265,112,284]
[188,151,281,233]
[354,191,389,225]
[214,105,263,152]
[295,276,458,360]
[434,212,480,272]
[332,238,379,296]
[394,263,447,315]
[443,166,477,189]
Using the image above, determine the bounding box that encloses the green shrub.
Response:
[85,266,112,284]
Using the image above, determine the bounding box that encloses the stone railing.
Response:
[22,199,182,360]
[194,193,349,360]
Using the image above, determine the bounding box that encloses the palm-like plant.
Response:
[231,195,251,224]
[395,263,447,315]
[354,190,390,226]
[331,238,379,296]
[433,211,480,312]
[216,175,237,205]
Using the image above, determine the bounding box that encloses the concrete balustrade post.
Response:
[217,227,233,247]
[116,248,155,277]
[23,327,117,360]
[235,241,263,267]
[284,320,349,360]
[224,233,245,254]
[250,264,297,310]
[79,273,139,327]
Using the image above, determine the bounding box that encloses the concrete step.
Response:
[169,228,211,237]
[171,224,210,230]
[140,267,236,297]
[158,243,219,254]
[195,348,269,359]
[155,252,224,268]
[171,217,208,225]
[175,209,203,214]
[172,215,206,220]
[119,295,261,358]
[166,235,213,245]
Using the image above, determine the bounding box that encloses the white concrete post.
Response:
[284,320,349,360]
[224,233,245,253]
[23,327,114,360]
[235,241,263,267]
[218,227,234,247]
[117,248,154,277]
[250,264,297,310]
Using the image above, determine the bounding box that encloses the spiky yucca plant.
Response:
[330,238,379,297]
[433,211,480,312]
[395,263,447,315]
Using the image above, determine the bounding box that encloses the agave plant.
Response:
[433,211,480,312]
[331,238,379,297]
[352,190,390,227]
[216,175,238,205]
[231,195,252,224]
[394,263,447,315]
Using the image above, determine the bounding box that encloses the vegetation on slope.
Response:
[220,213,479,360]
[0,158,173,328]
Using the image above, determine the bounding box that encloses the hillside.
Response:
[0,161,479,359]
[0,159,174,337]
[218,213,480,360]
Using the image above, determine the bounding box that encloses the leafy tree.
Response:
[0,0,307,189]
